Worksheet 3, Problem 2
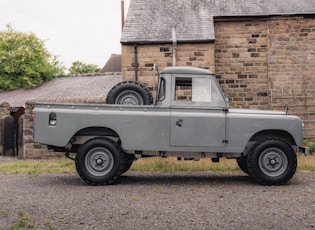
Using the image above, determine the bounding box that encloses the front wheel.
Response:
[236,156,249,175]
[75,137,125,185]
[247,138,297,185]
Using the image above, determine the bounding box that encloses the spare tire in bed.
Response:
[106,81,153,105]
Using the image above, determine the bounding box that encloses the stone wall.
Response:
[214,16,315,136]
[214,20,269,109]
[122,43,215,88]
[267,17,315,137]
[21,98,105,159]
[0,102,10,116]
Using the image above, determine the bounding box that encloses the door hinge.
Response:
[222,140,229,144]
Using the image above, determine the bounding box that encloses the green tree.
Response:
[0,25,65,91]
[68,61,100,75]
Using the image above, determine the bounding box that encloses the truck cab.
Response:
[156,67,227,148]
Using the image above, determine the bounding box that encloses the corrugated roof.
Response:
[121,0,315,44]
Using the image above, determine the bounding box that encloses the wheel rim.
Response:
[115,90,144,105]
[258,147,288,177]
[84,147,114,177]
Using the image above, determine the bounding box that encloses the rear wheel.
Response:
[120,153,136,175]
[75,137,125,185]
[247,138,297,185]
[106,81,153,105]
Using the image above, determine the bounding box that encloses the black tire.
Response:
[106,81,153,105]
[236,156,249,175]
[120,153,136,175]
[247,138,297,185]
[75,137,125,185]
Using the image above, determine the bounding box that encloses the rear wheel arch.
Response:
[74,127,120,138]
[69,127,122,152]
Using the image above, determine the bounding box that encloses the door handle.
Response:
[176,119,183,127]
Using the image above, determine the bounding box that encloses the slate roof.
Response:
[0,75,121,107]
[101,54,121,73]
[121,0,315,44]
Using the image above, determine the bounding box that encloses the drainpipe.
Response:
[121,0,125,31]
[172,26,177,67]
[134,43,138,81]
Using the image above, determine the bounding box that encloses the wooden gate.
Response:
[10,107,25,156]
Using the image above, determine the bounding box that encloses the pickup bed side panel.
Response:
[34,104,171,150]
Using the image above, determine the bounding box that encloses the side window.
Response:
[192,78,211,102]
[174,78,192,101]
[173,76,225,107]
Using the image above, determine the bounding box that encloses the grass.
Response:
[11,211,34,230]
[130,157,240,172]
[296,155,315,171]
[0,157,75,174]
[1,155,315,175]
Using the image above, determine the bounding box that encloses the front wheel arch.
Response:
[249,130,296,146]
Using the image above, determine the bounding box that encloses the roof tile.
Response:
[121,0,315,44]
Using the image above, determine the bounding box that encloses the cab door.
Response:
[170,108,226,147]
[170,75,227,147]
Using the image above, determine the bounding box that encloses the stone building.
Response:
[121,0,315,137]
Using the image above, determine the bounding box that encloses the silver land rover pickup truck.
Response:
[33,66,308,185]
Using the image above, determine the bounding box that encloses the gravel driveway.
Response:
[0,171,315,230]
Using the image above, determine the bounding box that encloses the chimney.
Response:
[121,0,125,31]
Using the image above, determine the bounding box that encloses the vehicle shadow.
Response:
[119,171,254,186]
[41,171,302,187]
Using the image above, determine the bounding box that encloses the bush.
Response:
[68,61,100,75]
[303,139,315,154]
[0,25,65,91]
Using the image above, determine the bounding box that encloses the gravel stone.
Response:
[0,171,315,229]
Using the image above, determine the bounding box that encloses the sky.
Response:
[0,0,131,68]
